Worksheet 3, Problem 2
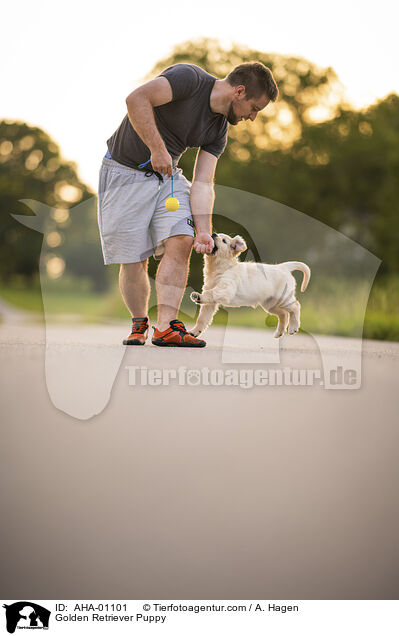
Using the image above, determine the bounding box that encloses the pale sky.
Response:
[2,0,398,191]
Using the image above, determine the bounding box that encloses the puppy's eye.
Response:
[222,239,227,244]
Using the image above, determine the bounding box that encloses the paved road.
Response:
[1,318,398,599]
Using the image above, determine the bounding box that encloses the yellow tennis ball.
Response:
[165,197,180,211]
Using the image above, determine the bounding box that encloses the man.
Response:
[98,61,278,347]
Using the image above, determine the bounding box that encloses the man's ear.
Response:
[230,235,247,253]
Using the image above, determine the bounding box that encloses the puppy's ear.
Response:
[230,235,247,253]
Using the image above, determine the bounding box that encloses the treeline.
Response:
[0,38,397,290]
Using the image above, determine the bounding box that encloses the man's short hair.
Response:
[227,62,278,102]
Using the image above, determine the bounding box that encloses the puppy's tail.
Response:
[283,262,311,292]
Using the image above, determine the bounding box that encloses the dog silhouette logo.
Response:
[12,187,380,420]
[2,602,50,633]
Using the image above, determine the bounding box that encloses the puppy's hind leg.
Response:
[270,306,289,338]
[287,299,301,334]
[192,303,219,337]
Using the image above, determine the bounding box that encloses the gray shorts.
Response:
[97,156,195,264]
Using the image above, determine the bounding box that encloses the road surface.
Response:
[1,315,398,599]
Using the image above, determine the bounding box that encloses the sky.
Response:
[2,0,398,191]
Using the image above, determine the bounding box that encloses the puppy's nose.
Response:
[211,232,218,239]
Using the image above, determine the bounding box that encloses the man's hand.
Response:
[194,232,214,255]
[150,148,173,176]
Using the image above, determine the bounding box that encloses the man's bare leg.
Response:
[155,235,193,331]
[119,260,150,317]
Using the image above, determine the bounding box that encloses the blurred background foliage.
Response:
[0,120,108,291]
[1,38,398,339]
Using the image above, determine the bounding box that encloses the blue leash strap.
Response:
[138,159,151,169]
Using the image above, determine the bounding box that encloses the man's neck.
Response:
[209,79,231,117]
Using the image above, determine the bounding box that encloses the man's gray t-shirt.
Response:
[106,64,229,169]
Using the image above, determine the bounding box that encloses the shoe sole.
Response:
[123,339,146,345]
[152,340,206,348]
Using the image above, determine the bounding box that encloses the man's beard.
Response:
[226,101,240,125]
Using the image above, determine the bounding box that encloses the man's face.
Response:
[227,87,270,125]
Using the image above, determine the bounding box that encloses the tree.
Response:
[147,39,398,274]
[0,120,107,289]
[149,37,345,160]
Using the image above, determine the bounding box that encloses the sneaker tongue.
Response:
[132,317,148,323]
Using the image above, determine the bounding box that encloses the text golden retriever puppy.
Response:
[190,233,311,338]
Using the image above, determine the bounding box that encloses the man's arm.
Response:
[191,149,218,255]
[125,77,174,176]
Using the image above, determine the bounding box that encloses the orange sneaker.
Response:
[152,319,206,347]
[123,317,149,345]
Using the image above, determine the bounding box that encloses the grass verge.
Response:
[1,274,398,341]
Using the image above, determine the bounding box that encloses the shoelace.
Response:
[169,320,194,336]
[152,320,196,340]
[131,318,148,335]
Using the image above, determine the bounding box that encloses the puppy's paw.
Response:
[190,292,201,304]
[274,330,284,339]
[288,327,298,335]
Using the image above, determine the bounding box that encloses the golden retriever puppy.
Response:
[190,233,311,338]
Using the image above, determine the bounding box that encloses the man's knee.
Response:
[120,260,148,278]
[163,235,194,259]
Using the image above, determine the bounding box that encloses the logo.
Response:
[2,603,51,633]
[11,189,380,419]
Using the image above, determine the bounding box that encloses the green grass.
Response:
[0,286,103,316]
[1,274,399,341]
